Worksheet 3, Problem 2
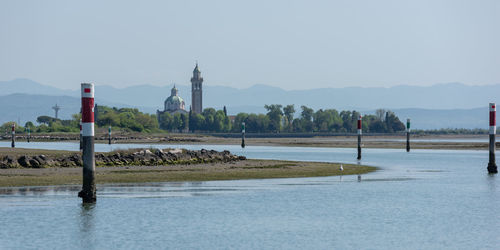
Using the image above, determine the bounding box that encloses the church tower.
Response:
[191,63,203,114]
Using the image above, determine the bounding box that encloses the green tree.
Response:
[283,104,295,132]
[214,110,225,132]
[190,114,205,132]
[36,116,54,125]
[173,113,183,131]
[24,121,35,129]
[300,106,314,132]
[180,113,189,132]
[264,104,283,132]
[159,113,173,130]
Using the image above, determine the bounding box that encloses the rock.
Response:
[5,155,15,165]
[70,155,82,166]
[18,156,31,168]
[28,158,41,168]
[34,155,46,165]
[168,149,182,154]
[238,156,247,160]
[60,157,76,167]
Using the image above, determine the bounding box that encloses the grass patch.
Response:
[0,159,377,187]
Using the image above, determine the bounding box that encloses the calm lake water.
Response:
[0,142,498,249]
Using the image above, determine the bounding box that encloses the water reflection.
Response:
[486,174,496,193]
[0,186,80,196]
[79,203,96,249]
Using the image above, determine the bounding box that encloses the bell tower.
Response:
[191,62,203,114]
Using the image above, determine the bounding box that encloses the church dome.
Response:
[165,95,184,105]
[164,85,186,111]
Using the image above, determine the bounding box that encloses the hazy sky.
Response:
[1,0,499,90]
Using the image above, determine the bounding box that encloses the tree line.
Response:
[1,105,411,134]
[159,105,407,133]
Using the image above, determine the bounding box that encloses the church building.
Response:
[157,63,204,124]
[158,85,187,116]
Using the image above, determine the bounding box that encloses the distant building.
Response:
[156,85,188,119]
[157,63,204,128]
[191,63,203,114]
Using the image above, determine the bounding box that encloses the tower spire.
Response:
[191,62,203,114]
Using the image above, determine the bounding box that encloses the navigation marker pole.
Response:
[488,103,497,174]
[11,123,15,148]
[241,122,245,148]
[357,115,362,160]
[108,126,112,145]
[27,127,30,143]
[406,118,411,152]
[78,83,96,203]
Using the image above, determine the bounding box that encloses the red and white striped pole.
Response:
[357,115,362,160]
[488,103,497,174]
[11,123,15,148]
[406,118,411,152]
[78,83,96,203]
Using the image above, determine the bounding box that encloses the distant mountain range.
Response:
[0,78,498,129]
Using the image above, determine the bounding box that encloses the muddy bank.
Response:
[0,159,376,187]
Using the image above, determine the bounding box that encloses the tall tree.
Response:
[264,104,283,132]
[375,109,386,121]
[300,106,314,132]
[283,104,295,132]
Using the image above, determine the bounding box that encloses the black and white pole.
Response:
[357,115,362,160]
[406,118,411,152]
[27,127,30,143]
[487,103,497,174]
[79,119,83,150]
[108,126,112,145]
[241,122,245,148]
[11,123,15,148]
[78,83,96,203]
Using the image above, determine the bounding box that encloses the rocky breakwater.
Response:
[0,148,246,169]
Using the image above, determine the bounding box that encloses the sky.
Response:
[1,0,499,90]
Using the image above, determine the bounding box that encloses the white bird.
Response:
[339,164,343,171]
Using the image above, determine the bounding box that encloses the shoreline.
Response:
[1,133,496,150]
[0,159,376,187]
